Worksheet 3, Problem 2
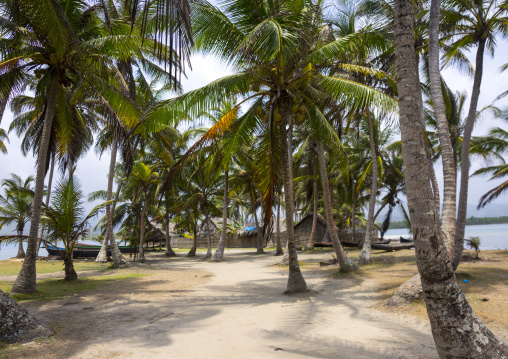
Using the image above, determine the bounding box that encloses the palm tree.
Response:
[41,173,106,280]
[0,128,8,154]
[428,0,457,258]
[465,236,481,259]
[128,162,159,262]
[392,0,508,355]
[0,0,130,294]
[358,110,379,264]
[316,140,357,271]
[161,0,396,289]
[0,174,34,258]
[440,0,508,269]
[474,123,508,206]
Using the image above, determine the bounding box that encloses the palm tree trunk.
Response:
[359,110,377,264]
[164,217,175,256]
[212,170,228,261]
[96,179,123,263]
[104,136,127,267]
[63,254,78,281]
[415,53,441,217]
[352,186,357,243]
[205,214,212,259]
[11,74,59,294]
[36,154,55,256]
[138,196,148,262]
[280,119,306,292]
[165,201,176,257]
[393,2,508,355]
[306,148,318,251]
[275,193,283,255]
[251,190,264,254]
[187,222,197,257]
[316,141,357,272]
[452,39,486,270]
[429,0,457,257]
[16,230,25,259]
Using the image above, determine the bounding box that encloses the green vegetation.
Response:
[0,260,110,276]
[0,273,147,302]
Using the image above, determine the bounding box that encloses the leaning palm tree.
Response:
[1,0,138,294]
[392,0,508,355]
[440,0,508,269]
[0,174,34,258]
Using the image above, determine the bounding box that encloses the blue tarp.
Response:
[243,226,256,231]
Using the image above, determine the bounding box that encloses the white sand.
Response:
[13,249,437,358]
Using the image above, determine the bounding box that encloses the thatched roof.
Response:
[238,218,288,237]
[149,220,180,238]
[294,212,327,231]
[197,217,221,236]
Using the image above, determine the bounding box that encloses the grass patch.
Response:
[0,259,110,276]
[0,273,147,302]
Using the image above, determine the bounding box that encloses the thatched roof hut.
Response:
[293,213,328,242]
[238,218,288,238]
[197,217,221,236]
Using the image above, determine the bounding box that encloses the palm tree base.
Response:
[285,270,308,293]
[339,257,359,272]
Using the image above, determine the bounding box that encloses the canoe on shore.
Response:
[371,242,415,251]
[400,236,414,243]
[46,244,137,258]
[311,239,391,248]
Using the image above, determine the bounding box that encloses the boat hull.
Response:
[46,245,137,258]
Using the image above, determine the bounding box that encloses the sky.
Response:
[1,28,508,234]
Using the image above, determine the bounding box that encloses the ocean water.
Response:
[1,224,507,260]
[384,223,508,250]
[0,239,101,261]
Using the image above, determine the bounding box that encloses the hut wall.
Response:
[294,222,327,243]
[170,228,378,249]
[339,229,379,244]
[171,234,259,249]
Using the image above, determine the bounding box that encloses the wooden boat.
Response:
[46,243,136,258]
[314,242,333,247]
[371,242,415,251]
[400,236,414,243]
[373,239,391,245]
[340,241,360,247]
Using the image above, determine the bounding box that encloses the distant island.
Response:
[384,216,508,230]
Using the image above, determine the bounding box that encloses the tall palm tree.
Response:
[0,174,34,258]
[128,162,159,262]
[160,0,396,288]
[1,0,134,294]
[440,0,508,269]
[358,109,379,264]
[428,0,457,258]
[393,0,508,355]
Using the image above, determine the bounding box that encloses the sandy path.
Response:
[10,250,437,358]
